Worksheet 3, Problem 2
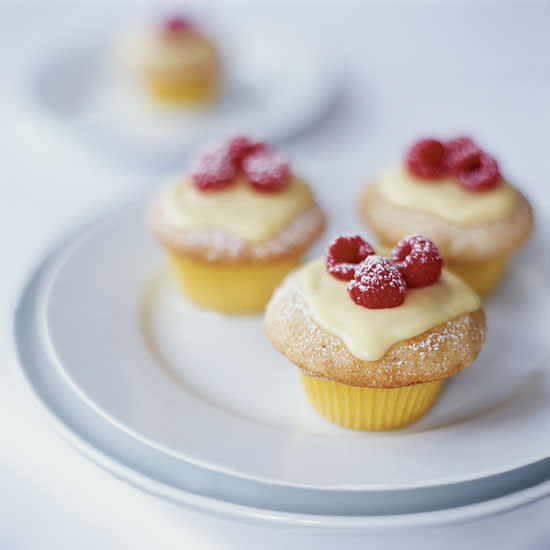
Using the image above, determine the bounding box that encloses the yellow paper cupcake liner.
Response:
[300,374,443,430]
[170,252,300,313]
[146,73,218,104]
[446,256,508,297]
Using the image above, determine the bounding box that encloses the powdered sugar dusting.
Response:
[155,203,324,262]
[361,183,533,261]
[189,146,236,191]
[352,256,406,292]
[392,233,443,287]
[242,151,291,192]
[347,256,406,309]
[265,275,486,388]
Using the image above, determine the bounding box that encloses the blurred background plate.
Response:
[36,198,550,491]
[30,25,337,167]
[14,241,550,525]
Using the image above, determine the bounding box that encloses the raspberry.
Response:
[325,235,375,281]
[406,139,448,179]
[190,147,236,192]
[347,256,407,309]
[445,137,482,175]
[242,151,290,192]
[457,151,501,192]
[391,234,443,288]
[163,16,193,34]
[227,136,267,166]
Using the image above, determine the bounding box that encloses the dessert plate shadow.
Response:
[29,26,337,167]
[35,197,550,491]
[14,232,550,527]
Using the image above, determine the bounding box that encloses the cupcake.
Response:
[264,234,486,430]
[120,15,221,105]
[148,136,325,313]
[358,137,534,296]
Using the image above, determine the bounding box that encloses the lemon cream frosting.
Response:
[376,165,516,225]
[123,31,218,72]
[161,176,313,243]
[298,258,480,361]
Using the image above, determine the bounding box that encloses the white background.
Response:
[1,1,549,548]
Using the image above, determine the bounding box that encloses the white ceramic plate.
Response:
[39,197,550,491]
[14,242,550,527]
[30,26,337,165]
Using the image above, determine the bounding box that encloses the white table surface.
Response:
[1,1,548,548]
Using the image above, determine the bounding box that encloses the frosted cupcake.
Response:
[148,136,325,313]
[264,234,486,430]
[120,15,220,105]
[358,137,533,295]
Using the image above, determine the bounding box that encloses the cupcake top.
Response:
[376,164,517,225]
[376,137,516,225]
[300,234,480,361]
[121,15,218,73]
[148,136,325,262]
[264,234,486,388]
[359,137,533,261]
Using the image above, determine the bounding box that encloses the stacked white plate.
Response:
[29,26,337,167]
[14,197,549,531]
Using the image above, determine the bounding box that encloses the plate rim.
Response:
[28,398,550,531]
[12,246,550,529]
[33,197,550,492]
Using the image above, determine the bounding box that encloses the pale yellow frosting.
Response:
[161,176,313,243]
[122,30,218,72]
[298,258,480,361]
[376,165,517,225]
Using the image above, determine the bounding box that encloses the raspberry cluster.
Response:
[406,137,501,192]
[162,15,193,35]
[190,136,290,193]
[325,234,443,309]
